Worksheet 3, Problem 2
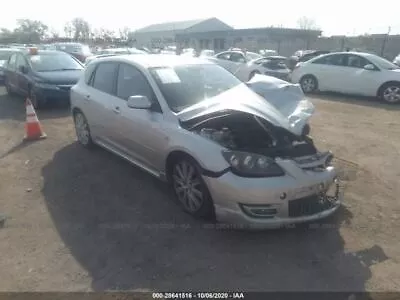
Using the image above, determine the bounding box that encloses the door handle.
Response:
[112,106,120,114]
[84,94,90,101]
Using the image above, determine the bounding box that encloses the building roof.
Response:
[135,18,211,33]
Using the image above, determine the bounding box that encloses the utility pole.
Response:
[381,26,391,57]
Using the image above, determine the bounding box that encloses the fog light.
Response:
[326,179,340,199]
[280,192,287,200]
[240,204,278,218]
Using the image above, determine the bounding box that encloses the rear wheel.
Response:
[73,111,94,148]
[379,82,400,104]
[300,75,318,93]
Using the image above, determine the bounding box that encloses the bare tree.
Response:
[64,22,73,38]
[118,27,130,41]
[297,17,319,30]
[70,18,91,41]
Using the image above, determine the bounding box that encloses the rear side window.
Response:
[84,62,97,84]
[312,54,346,66]
[92,63,118,94]
[216,52,231,60]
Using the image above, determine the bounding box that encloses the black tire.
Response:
[170,156,215,219]
[73,111,94,149]
[300,75,318,93]
[4,79,15,96]
[29,88,45,109]
[378,82,400,104]
[249,70,261,81]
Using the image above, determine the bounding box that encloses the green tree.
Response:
[13,19,48,43]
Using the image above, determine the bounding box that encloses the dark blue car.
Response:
[3,48,84,109]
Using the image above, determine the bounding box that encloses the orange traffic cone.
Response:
[24,98,47,141]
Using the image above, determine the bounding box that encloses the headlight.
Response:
[35,82,59,90]
[222,150,284,177]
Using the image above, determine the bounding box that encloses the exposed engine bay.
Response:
[181,110,318,159]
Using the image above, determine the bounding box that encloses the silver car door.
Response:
[113,63,168,174]
[85,62,119,146]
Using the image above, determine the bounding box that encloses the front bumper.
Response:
[203,158,342,229]
[34,84,72,102]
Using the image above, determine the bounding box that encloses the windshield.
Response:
[150,64,242,113]
[246,52,263,61]
[263,59,288,69]
[371,55,400,70]
[0,51,13,61]
[29,53,83,72]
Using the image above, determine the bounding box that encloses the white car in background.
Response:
[85,48,147,65]
[291,52,400,104]
[208,50,267,82]
[199,49,215,57]
[394,53,400,66]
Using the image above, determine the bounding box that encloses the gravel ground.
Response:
[0,86,399,292]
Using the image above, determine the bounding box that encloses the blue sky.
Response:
[1,0,399,36]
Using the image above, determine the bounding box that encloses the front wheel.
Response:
[300,75,318,93]
[4,79,15,96]
[249,70,261,81]
[379,83,400,104]
[29,88,45,109]
[171,157,214,219]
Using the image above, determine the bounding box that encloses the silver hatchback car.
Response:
[70,54,342,229]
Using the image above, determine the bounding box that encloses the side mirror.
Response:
[364,64,376,71]
[127,95,152,109]
[19,65,27,74]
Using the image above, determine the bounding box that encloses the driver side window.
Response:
[16,54,29,72]
[7,54,17,71]
[116,64,162,112]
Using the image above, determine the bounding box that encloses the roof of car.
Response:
[25,50,67,56]
[95,54,213,68]
[0,48,16,52]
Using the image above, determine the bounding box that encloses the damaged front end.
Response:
[177,81,341,226]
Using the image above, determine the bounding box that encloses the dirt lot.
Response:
[0,85,400,292]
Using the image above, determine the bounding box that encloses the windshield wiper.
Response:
[50,68,82,71]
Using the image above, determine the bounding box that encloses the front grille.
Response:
[288,194,335,218]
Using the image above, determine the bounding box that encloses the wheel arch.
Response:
[165,150,199,183]
[377,81,400,97]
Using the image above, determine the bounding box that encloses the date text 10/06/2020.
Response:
[152,292,245,299]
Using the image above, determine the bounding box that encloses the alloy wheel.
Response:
[74,112,91,146]
[383,86,400,103]
[172,160,204,213]
[301,77,316,93]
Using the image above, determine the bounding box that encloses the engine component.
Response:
[199,127,236,148]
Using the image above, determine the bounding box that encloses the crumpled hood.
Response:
[177,74,314,136]
[177,82,294,133]
[246,74,315,135]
